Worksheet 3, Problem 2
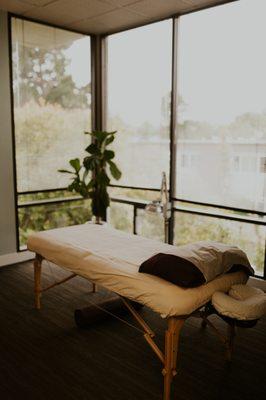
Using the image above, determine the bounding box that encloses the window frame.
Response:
[8,14,93,251]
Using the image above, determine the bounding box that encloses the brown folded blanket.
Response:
[139,241,254,288]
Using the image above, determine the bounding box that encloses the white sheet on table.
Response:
[27,224,248,318]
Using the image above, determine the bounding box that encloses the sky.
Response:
[65,36,91,88]
[178,0,266,125]
[107,20,172,128]
[65,0,266,128]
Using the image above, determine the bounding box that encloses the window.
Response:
[107,20,172,189]
[11,18,91,247]
[173,0,266,276]
[176,0,266,213]
[12,18,91,192]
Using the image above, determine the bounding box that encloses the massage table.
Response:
[27,223,248,400]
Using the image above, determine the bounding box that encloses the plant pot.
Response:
[87,216,107,225]
[94,216,102,225]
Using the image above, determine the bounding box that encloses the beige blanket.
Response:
[27,224,248,318]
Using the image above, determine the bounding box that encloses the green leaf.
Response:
[91,130,117,143]
[105,131,117,136]
[68,177,81,194]
[103,150,115,160]
[87,179,95,190]
[58,169,73,174]
[85,143,100,155]
[108,160,122,180]
[92,131,107,143]
[69,158,81,172]
[105,135,115,146]
[82,168,90,182]
[79,182,89,198]
[72,180,81,192]
[83,156,96,171]
[68,182,75,192]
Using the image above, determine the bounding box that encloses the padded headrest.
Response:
[212,284,266,321]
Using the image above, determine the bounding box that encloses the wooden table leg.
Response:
[163,318,185,400]
[34,254,43,309]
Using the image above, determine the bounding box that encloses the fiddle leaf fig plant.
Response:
[58,130,121,222]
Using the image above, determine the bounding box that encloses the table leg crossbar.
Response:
[34,254,94,309]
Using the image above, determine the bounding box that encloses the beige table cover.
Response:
[27,224,248,318]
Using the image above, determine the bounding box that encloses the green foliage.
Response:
[108,160,121,180]
[19,198,92,247]
[173,213,264,274]
[59,131,122,220]
[14,103,91,191]
[13,44,91,109]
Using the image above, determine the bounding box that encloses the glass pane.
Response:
[19,199,91,248]
[107,20,172,189]
[176,0,266,212]
[174,211,265,276]
[136,209,165,242]
[12,18,91,192]
[108,202,133,233]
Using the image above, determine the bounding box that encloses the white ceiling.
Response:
[0,0,237,35]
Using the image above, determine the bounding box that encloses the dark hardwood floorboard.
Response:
[0,261,265,400]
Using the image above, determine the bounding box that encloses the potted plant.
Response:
[59,130,121,223]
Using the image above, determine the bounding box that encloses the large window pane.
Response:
[174,211,265,276]
[176,0,266,212]
[107,21,172,189]
[12,18,91,192]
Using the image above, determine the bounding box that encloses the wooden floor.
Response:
[0,260,265,400]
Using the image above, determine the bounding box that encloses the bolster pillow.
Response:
[139,241,253,288]
[139,253,206,288]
